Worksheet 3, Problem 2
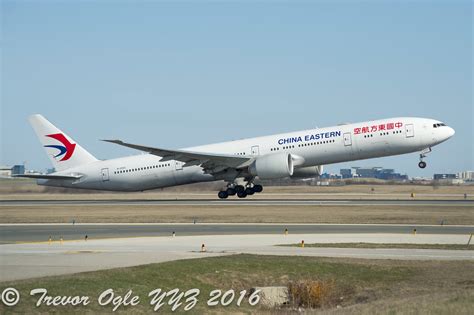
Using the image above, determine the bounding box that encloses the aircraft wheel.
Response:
[245,187,255,195]
[253,184,263,193]
[418,161,427,169]
[218,191,228,199]
[226,188,236,196]
[235,185,245,193]
[237,191,247,198]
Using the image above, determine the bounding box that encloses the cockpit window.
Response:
[433,123,446,128]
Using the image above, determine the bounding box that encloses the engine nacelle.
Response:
[291,165,324,179]
[249,152,294,179]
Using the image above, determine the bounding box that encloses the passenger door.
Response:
[101,168,109,182]
[343,132,353,157]
[251,145,260,156]
[343,132,352,146]
[405,124,414,138]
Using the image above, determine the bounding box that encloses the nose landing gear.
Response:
[418,147,432,169]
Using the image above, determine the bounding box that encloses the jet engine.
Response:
[249,152,294,179]
[290,165,324,179]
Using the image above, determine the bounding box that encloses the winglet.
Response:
[101,139,124,144]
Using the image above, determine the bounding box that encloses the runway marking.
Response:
[6,232,474,245]
[65,250,103,254]
[2,223,474,227]
[3,223,472,244]
[0,201,474,208]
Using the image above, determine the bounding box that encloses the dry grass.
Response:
[320,290,474,315]
[1,179,473,200]
[1,255,473,314]
[288,279,338,308]
[1,180,472,224]
[0,204,473,224]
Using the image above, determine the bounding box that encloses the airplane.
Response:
[15,114,455,199]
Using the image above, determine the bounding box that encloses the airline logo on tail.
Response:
[43,133,76,161]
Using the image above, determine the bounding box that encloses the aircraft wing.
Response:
[12,174,83,180]
[102,139,253,174]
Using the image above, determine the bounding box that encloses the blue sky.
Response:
[1,1,472,177]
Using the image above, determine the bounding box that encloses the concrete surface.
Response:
[1,233,473,282]
[1,199,472,206]
[1,223,473,244]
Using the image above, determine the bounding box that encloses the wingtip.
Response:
[101,139,123,144]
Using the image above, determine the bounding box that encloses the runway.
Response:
[1,223,473,244]
[1,198,473,206]
[1,223,473,281]
[1,196,473,282]
[1,233,473,282]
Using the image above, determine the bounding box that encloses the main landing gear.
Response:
[217,183,263,199]
[418,147,431,169]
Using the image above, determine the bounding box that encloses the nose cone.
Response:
[444,126,455,140]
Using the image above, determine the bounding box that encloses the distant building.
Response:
[457,171,474,181]
[0,165,12,177]
[11,165,25,175]
[356,167,382,178]
[315,181,330,186]
[320,173,342,179]
[340,168,355,179]
[433,174,458,180]
[340,167,408,181]
[411,176,433,181]
[377,168,408,180]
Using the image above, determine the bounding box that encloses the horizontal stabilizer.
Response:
[13,174,82,180]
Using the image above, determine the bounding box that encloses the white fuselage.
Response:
[39,117,454,191]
